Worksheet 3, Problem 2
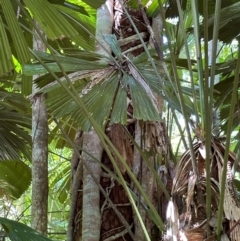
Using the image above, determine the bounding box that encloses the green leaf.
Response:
[0,0,30,64]
[128,75,160,121]
[78,74,119,130]
[21,75,33,96]
[57,176,70,203]
[0,160,31,199]
[23,52,108,76]
[55,126,75,148]
[206,2,240,42]
[43,80,87,118]
[62,1,89,16]
[81,0,106,10]
[103,34,123,61]
[49,161,70,203]
[0,217,53,241]
[55,4,95,50]
[110,86,127,124]
[0,89,31,161]
[0,16,14,76]
[23,0,79,40]
[234,178,240,192]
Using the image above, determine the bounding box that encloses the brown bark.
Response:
[71,2,170,241]
[100,122,134,241]
[100,2,169,241]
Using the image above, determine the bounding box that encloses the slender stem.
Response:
[203,0,212,234]
[191,0,204,126]
[216,44,240,240]
[158,0,198,176]
[172,111,188,150]
[176,0,199,124]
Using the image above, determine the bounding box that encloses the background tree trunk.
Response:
[31,21,48,235]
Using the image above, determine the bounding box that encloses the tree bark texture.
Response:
[72,1,171,241]
[81,1,114,240]
[109,3,169,241]
[31,94,48,234]
[81,130,103,241]
[72,1,114,241]
[100,123,134,241]
[31,21,48,235]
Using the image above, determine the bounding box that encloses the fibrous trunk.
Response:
[71,1,171,241]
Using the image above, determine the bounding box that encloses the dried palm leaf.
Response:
[171,138,239,238]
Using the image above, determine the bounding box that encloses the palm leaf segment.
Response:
[0,88,31,200]
[0,88,31,160]
[0,0,99,76]
[0,217,53,241]
[30,35,162,131]
[0,160,31,199]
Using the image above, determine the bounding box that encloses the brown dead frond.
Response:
[169,139,240,239]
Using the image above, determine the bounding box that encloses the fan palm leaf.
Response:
[0,88,31,161]
[24,36,165,131]
[0,160,31,199]
[0,0,98,76]
[206,1,240,43]
[0,217,53,241]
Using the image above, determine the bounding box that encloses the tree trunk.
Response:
[71,1,170,241]
[71,1,114,241]
[100,2,169,241]
[81,130,103,241]
[82,0,114,239]
[31,21,48,235]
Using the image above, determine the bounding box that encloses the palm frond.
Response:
[23,51,108,76]
[205,1,240,42]
[55,4,96,50]
[0,89,31,160]
[0,160,31,199]
[0,217,53,241]
[49,162,70,203]
[23,0,79,40]
[1,0,30,64]
[0,16,14,76]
